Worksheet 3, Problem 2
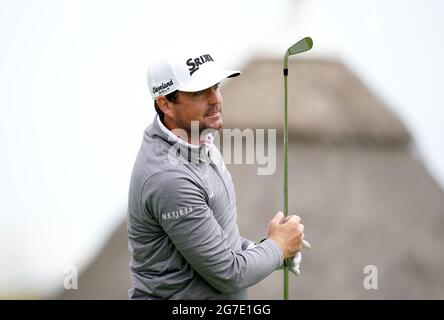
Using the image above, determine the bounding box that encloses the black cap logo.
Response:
[186,54,214,76]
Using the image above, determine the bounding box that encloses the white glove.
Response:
[288,251,302,276]
[287,240,311,276]
[246,240,311,276]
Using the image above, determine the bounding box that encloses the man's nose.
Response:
[208,87,222,105]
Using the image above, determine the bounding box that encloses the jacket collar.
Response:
[151,115,213,164]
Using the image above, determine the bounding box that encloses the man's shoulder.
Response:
[134,125,182,175]
[144,166,192,187]
[134,150,192,193]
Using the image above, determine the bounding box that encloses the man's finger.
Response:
[285,215,301,223]
[272,211,284,225]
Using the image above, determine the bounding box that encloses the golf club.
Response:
[283,37,313,300]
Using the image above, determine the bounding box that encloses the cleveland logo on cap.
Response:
[153,78,174,95]
[186,54,214,76]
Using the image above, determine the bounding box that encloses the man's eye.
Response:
[191,90,205,96]
[191,83,219,97]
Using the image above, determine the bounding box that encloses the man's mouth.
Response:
[206,109,221,118]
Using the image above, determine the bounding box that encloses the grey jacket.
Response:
[127,116,283,299]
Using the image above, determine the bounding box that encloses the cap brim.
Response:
[178,64,240,93]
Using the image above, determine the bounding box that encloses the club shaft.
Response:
[283,71,289,300]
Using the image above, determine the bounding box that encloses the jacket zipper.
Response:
[208,156,231,199]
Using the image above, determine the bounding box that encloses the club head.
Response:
[287,37,313,56]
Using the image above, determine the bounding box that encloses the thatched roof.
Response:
[56,58,444,299]
[222,59,444,299]
[222,59,410,147]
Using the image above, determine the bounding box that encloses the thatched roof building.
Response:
[58,59,444,299]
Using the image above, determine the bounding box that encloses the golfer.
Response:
[127,50,306,299]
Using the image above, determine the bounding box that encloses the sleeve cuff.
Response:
[260,238,285,269]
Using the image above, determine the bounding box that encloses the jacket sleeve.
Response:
[142,169,284,294]
[241,237,255,250]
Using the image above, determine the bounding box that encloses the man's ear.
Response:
[155,96,174,118]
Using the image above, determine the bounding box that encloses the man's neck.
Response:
[160,116,206,146]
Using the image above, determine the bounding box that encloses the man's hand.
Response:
[268,211,305,259]
[246,239,311,276]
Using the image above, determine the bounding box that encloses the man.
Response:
[127,50,306,299]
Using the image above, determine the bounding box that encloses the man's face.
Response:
[167,83,223,134]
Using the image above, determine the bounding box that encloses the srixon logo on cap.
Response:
[186,54,214,76]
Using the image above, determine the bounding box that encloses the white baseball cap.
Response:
[147,51,240,99]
